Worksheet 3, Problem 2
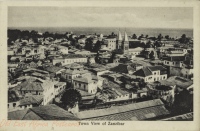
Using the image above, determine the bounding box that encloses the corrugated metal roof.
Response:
[79,105,169,121]
[75,99,165,119]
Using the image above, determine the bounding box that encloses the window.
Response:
[8,104,9,108]
[163,76,166,79]
[154,72,156,75]
[84,85,86,90]
[13,103,16,107]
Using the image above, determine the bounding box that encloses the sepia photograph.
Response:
[6,6,195,122]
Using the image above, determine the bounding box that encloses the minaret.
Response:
[123,31,129,53]
[117,30,122,50]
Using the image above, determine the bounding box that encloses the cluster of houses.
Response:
[7,30,193,120]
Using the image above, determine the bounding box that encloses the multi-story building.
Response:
[57,45,68,54]
[10,77,55,105]
[133,66,168,83]
[73,74,98,94]
[61,69,88,83]
[181,66,193,79]
[22,45,45,56]
[52,54,88,65]
[163,56,185,68]
[103,38,117,50]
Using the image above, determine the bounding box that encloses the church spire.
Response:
[124,31,129,42]
[117,30,122,41]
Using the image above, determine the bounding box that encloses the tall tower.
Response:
[123,31,129,53]
[116,31,122,50]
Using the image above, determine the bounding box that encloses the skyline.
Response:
[8,7,193,29]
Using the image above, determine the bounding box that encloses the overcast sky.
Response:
[8,7,193,29]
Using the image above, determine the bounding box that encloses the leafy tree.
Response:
[85,38,94,51]
[21,30,30,40]
[132,34,137,39]
[170,89,193,115]
[154,41,162,47]
[165,35,170,39]
[179,34,190,44]
[138,34,144,40]
[60,89,82,109]
[8,29,22,42]
[145,41,152,48]
[157,33,163,41]
[133,82,140,90]
[149,51,155,59]
[138,79,146,89]
[55,62,62,67]
[113,49,123,54]
[93,40,102,52]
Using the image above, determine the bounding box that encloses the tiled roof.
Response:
[77,89,93,97]
[14,78,54,92]
[147,66,166,71]
[75,99,169,120]
[110,64,135,74]
[9,104,79,120]
[163,56,185,61]
[133,67,152,77]
[55,82,66,87]
[28,104,79,120]
[64,63,83,69]
[63,69,88,75]
[62,54,86,59]
[23,111,43,120]
[44,66,64,73]
[102,81,129,96]
[23,68,49,74]
[19,95,43,106]
[129,47,144,52]
[8,109,29,120]
[159,76,193,89]
[15,78,44,91]
[73,76,93,84]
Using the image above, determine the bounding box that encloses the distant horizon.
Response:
[7,26,193,38]
[8,26,193,30]
[8,7,193,29]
